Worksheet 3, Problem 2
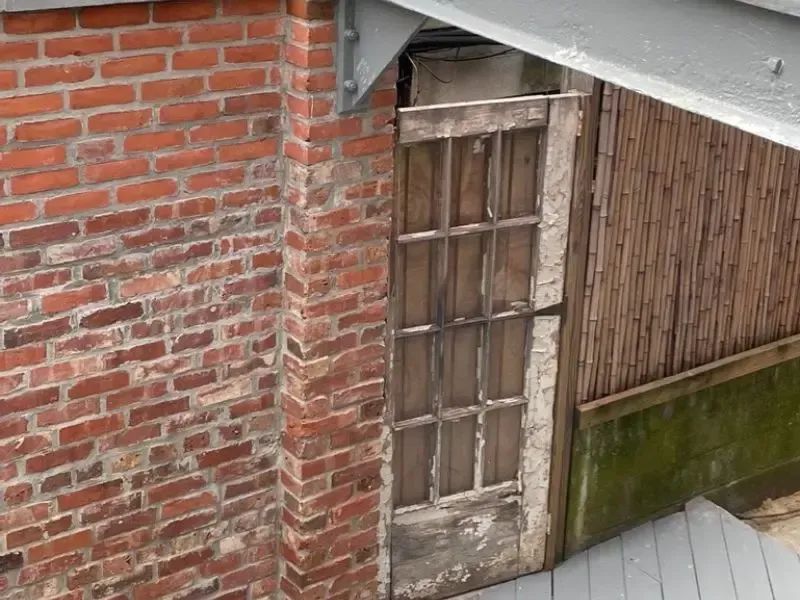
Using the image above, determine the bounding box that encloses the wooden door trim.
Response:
[545,72,603,568]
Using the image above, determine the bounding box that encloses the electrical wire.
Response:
[409,48,518,63]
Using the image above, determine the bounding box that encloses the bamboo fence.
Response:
[578,84,800,403]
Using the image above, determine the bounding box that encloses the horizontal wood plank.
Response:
[397,96,549,144]
[577,331,800,429]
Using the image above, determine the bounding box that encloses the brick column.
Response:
[279,1,395,598]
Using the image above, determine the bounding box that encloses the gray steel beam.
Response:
[336,0,425,114]
[1,0,165,10]
[379,0,800,151]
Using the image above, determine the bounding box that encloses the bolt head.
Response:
[344,79,358,93]
[767,56,785,75]
[344,29,360,42]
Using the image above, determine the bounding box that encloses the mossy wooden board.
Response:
[565,356,800,553]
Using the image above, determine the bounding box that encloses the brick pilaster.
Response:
[279,1,395,598]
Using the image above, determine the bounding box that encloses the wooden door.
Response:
[388,95,580,600]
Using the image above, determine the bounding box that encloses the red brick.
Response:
[67,371,128,400]
[28,530,93,564]
[4,317,71,349]
[86,208,149,234]
[0,251,41,275]
[285,44,333,69]
[80,302,143,329]
[10,168,78,195]
[0,299,28,322]
[124,130,184,153]
[222,0,281,14]
[120,27,183,50]
[162,491,215,519]
[197,441,252,468]
[45,34,113,58]
[0,93,62,118]
[25,62,94,87]
[76,138,116,163]
[101,54,167,78]
[37,399,99,427]
[79,4,149,28]
[186,167,245,192]
[42,284,106,314]
[223,92,280,115]
[158,547,214,577]
[122,226,184,249]
[220,139,278,163]
[172,48,218,70]
[141,76,204,101]
[155,148,214,172]
[0,146,66,171]
[0,201,36,226]
[224,43,280,64]
[160,100,219,123]
[154,0,216,22]
[0,346,45,370]
[148,475,206,504]
[189,120,248,143]
[0,70,15,90]
[3,9,75,34]
[117,178,178,203]
[84,158,149,183]
[119,272,180,298]
[70,85,135,109]
[249,16,284,38]
[18,552,82,585]
[9,221,78,248]
[60,415,124,444]
[157,511,215,539]
[30,355,102,388]
[209,68,266,91]
[88,109,151,133]
[290,20,335,44]
[0,40,38,62]
[188,22,243,43]
[342,134,394,157]
[58,479,123,511]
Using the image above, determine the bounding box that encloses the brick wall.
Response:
[0,1,283,599]
[0,0,394,599]
[279,2,394,598]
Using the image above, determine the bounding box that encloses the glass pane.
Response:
[393,426,434,507]
[396,241,437,329]
[440,417,477,497]
[446,234,486,322]
[498,128,540,220]
[450,135,491,227]
[492,227,535,313]
[488,319,528,400]
[443,325,482,409]
[393,335,434,422]
[483,406,523,486]
[399,142,443,234]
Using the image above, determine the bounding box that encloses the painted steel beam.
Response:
[336,0,426,113]
[379,0,800,151]
[0,0,166,10]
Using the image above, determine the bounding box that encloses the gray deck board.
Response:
[654,512,701,600]
[721,510,774,600]
[621,521,663,600]
[517,571,552,599]
[685,498,738,600]
[452,497,800,600]
[759,532,800,600]
[588,536,626,600]
[553,550,589,600]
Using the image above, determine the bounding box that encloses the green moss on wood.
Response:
[566,357,800,552]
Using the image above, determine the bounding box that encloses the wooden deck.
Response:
[454,498,800,599]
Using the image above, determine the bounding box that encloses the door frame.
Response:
[381,92,584,599]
